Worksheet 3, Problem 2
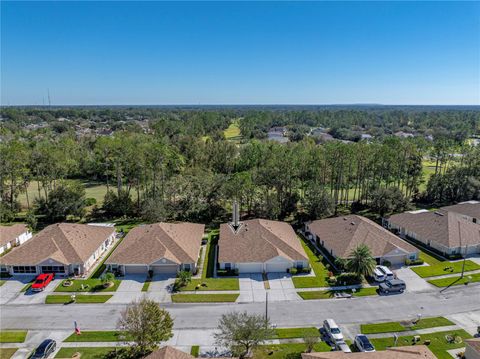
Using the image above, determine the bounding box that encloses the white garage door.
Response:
[237,263,263,273]
[265,262,290,273]
[124,265,148,274]
[383,255,406,266]
[151,265,178,274]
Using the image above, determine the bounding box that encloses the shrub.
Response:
[405,259,425,266]
[336,272,362,285]
[381,260,392,267]
[289,268,298,275]
[217,269,239,276]
[327,276,337,285]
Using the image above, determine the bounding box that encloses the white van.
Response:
[373,267,386,282]
[377,265,394,280]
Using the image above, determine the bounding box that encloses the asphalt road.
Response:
[1,285,479,330]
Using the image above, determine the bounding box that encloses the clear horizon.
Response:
[1,1,479,106]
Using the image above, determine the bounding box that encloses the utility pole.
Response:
[265,291,268,321]
[461,245,469,279]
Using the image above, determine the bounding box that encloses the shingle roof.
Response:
[388,210,480,248]
[106,222,204,265]
[0,223,114,266]
[0,224,28,247]
[466,338,480,353]
[144,346,194,359]
[218,219,308,263]
[308,215,418,258]
[441,201,480,220]
[302,346,436,359]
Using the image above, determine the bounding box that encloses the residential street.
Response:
[1,283,479,331]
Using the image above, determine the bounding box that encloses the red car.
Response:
[31,273,55,292]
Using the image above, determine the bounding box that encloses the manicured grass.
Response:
[370,329,472,359]
[298,287,378,300]
[254,343,332,359]
[55,279,121,292]
[418,249,444,266]
[361,317,454,334]
[0,331,27,343]
[190,345,199,357]
[428,272,480,287]
[54,347,116,359]
[45,295,112,304]
[271,327,319,339]
[292,236,329,288]
[64,331,131,342]
[171,293,239,303]
[20,280,33,292]
[180,278,239,291]
[412,260,480,278]
[142,280,151,292]
[203,230,218,279]
[0,348,18,359]
[0,280,5,287]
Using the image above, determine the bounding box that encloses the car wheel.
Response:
[400,289,404,293]
[385,290,389,294]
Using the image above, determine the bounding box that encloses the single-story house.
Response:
[386,210,480,256]
[106,222,205,276]
[0,224,32,255]
[0,223,115,276]
[218,219,309,273]
[302,345,436,359]
[465,338,480,359]
[305,215,419,266]
[144,346,197,359]
[442,201,480,224]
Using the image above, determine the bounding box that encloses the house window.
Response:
[409,255,416,260]
[225,263,232,270]
[296,261,304,269]
[12,266,36,274]
[41,266,65,273]
[184,264,191,272]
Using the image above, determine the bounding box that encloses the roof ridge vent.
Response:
[350,221,355,225]
[434,211,444,216]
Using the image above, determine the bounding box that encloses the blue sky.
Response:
[1,1,479,105]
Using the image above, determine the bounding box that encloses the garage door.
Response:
[237,263,263,273]
[124,265,148,274]
[382,255,406,266]
[151,265,178,274]
[265,262,290,273]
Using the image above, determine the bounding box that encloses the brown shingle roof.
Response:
[144,346,194,359]
[388,210,480,248]
[106,222,205,265]
[308,215,418,258]
[218,219,308,263]
[0,224,28,247]
[466,338,480,353]
[0,223,114,266]
[442,201,480,220]
[302,346,436,359]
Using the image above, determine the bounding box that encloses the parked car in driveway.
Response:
[323,319,344,343]
[379,278,406,294]
[377,265,394,280]
[31,273,55,292]
[355,334,376,352]
[31,339,56,358]
[373,267,386,282]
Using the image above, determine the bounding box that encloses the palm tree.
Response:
[346,244,376,278]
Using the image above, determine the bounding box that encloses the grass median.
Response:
[361,317,454,334]
[292,236,329,288]
[412,260,480,278]
[270,327,319,339]
[370,329,471,359]
[298,287,378,300]
[428,272,480,287]
[171,293,239,303]
[45,295,112,304]
[0,331,27,343]
[55,279,121,293]
[180,278,239,291]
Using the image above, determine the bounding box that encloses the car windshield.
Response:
[34,341,49,354]
[331,328,341,334]
[34,279,44,284]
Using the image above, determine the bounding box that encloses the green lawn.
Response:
[418,250,444,266]
[20,280,33,292]
[370,329,472,359]
[55,347,116,359]
[142,280,151,292]
[171,293,239,303]
[361,317,454,334]
[254,343,332,359]
[0,331,27,343]
[190,345,200,357]
[55,279,121,292]
[203,230,218,279]
[64,331,131,342]
[0,280,5,287]
[412,260,480,278]
[298,287,378,300]
[428,272,480,287]
[271,327,319,339]
[0,348,18,359]
[292,236,329,288]
[180,278,239,291]
[45,295,112,304]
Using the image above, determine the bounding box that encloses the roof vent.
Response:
[343,217,347,221]
[350,222,356,225]
[434,211,444,216]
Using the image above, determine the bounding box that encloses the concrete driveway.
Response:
[13,278,62,305]
[0,277,32,304]
[395,267,435,293]
[147,274,175,303]
[108,274,146,304]
[267,273,301,301]
[238,274,266,302]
